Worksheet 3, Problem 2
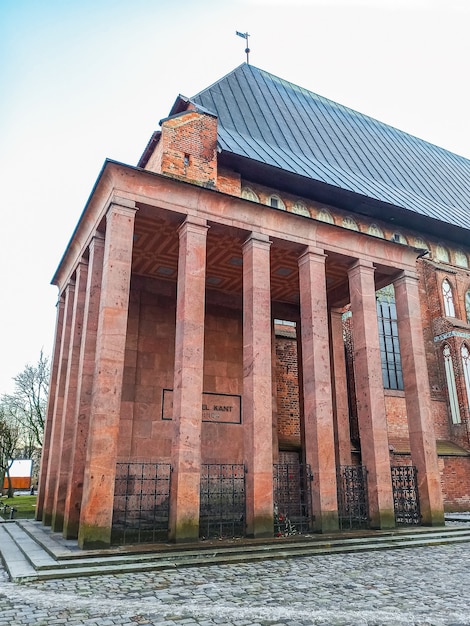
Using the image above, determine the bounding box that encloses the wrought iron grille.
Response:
[391,465,421,525]
[112,462,171,544]
[337,465,369,530]
[199,464,246,539]
[273,463,313,535]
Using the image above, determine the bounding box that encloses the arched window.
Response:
[442,279,455,317]
[414,237,429,251]
[466,290,470,324]
[342,216,359,231]
[317,208,334,224]
[455,250,469,268]
[436,244,450,263]
[462,344,470,410]
[368,224,384,238]
[291,201,310,217]
[391,232,407,245]
[267,194,285,210]
[443,344,461,424]
[241,187,259,202]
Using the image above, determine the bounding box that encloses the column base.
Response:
[313,511,339,533]
[169,519,200,544]
[246,513,274,538]
[78,523,112,550]
[51,512,64,533]
[420,510,445,526]
[62,518,79,540]
[369,509,396,530]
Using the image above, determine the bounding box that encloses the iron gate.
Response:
[112,462,171,544]
[273,462,313,534]
[391,465,421,525]
[199,464,246,539]
[337,465,369,529]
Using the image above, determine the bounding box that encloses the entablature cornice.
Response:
[52,160,423,294]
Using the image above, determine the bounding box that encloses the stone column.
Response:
[51,260,88,532]
[330,308,352,467]
[168,217,208,543]
[348,259,394,529]
[271,320,279,463]
[78,201,136,549]
[36,296,65,522]
[243,232,274,538]
[394,270,445,525]
[63,234,105,539]
[42,281,75,526]
[298,247,339,532]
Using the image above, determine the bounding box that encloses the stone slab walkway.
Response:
[1,541,470,626]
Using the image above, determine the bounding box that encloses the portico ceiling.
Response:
[132,212,398,309]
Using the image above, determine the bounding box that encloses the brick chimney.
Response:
[144,108,218,188]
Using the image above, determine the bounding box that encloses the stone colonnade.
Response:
[37,201,444,548]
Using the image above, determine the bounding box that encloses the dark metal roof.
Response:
[191,63,470,233]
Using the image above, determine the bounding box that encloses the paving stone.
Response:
[2,543,470,624]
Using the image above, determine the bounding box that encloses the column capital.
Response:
[242,231,271,252]
[106,202,138,221]
[348,258,375,276]
[88,232,105,256]
[177,216,209,238]
[109,195,137,210]
[394,268,419,286]
[91,230,105,242]
[298,246,327,267]
[76,258,89,271]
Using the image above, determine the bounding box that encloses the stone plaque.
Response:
[162,389,241,424]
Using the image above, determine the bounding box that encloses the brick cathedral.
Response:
[37,64,470,548]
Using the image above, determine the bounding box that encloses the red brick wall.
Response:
[146,111,218,187]
[417,259,470,449]
[275,335,301,448]
[384,392,408,440]
[439,456,470,511]
[217,167,242,196]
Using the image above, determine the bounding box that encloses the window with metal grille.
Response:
[376,286,403,390]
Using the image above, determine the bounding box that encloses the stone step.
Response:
[2,521,57,569]
[2,521,470,582]
[17,519,470,566]
[0,524,38,582]
[57,528,470,570]
[7,530,470,582]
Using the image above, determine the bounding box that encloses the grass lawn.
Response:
[0,495,37,520]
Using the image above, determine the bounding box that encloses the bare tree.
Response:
[0,407,20,497]
[2,350,49,453]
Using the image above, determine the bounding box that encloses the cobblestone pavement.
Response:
[1,543,470,626]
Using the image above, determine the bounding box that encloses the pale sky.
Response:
[1,0,469,394]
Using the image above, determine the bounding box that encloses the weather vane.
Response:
[236,31,250,64]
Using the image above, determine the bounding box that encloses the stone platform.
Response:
[1,517,470,582]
